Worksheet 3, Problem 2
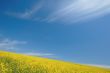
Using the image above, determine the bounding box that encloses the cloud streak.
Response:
[0,38,27,50]
[46,0,110,23]
[23,52,54,56]
[5,0,110,23]
[6,1,44,19]
[22,52,56,59]
[86,64,110,69]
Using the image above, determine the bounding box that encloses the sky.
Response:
[0,0,110,68]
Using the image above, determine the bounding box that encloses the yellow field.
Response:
[0,51,110,73]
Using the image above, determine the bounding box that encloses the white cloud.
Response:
[5,1,44,19]
[85,64,110,69]
[22,52,58,59]
[23,52,54,57]
[5,0,110,23]
[0,38,27,50]
[46,0,110,23]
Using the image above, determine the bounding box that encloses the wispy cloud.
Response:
[5,0,110,23]
[46,0,110,23]
[85,64,110,69]
[23,52,54,56]
[22,52,55,58]
[5,1,44,20]
[0,38,27,50]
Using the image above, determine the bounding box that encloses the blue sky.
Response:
[0,0,110,67]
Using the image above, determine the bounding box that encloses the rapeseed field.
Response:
[0,51,110,73]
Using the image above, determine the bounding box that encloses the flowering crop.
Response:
[0,51,110,73]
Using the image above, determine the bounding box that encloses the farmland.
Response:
[0,51,110,73]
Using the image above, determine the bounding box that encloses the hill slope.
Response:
[0,51,110,73]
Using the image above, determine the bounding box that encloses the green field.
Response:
[0,51,110,73]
